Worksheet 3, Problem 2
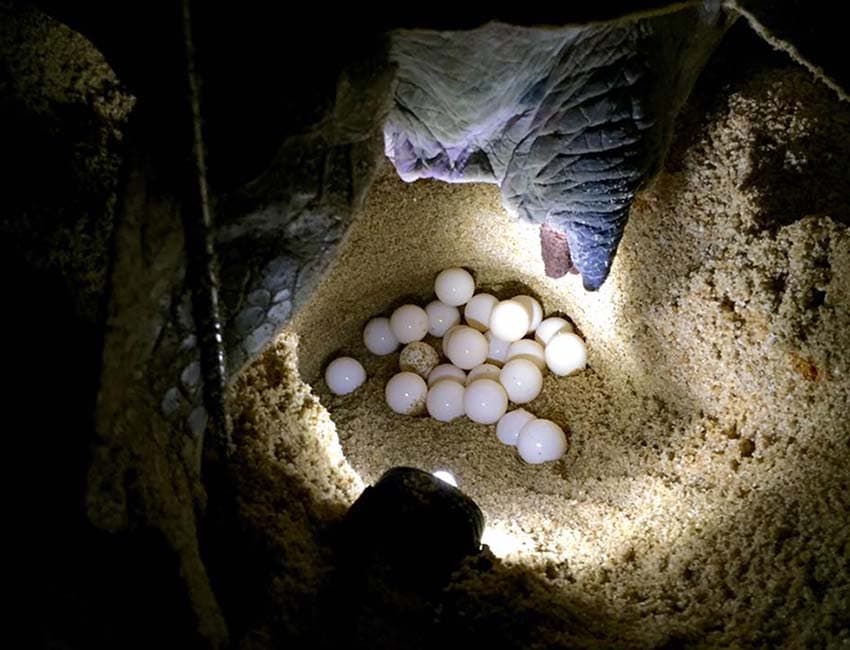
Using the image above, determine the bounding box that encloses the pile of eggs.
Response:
[324,268,587,464]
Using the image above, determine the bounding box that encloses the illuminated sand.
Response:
[230,66,850,647]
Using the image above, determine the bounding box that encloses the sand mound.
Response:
[229,62,849,648]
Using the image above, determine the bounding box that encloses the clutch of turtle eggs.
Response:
[324,268,587,465]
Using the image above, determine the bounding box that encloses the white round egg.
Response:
[463,293,498,331]
[506,339,546,371]
[426,380,466,422]
[535,317,573,346]
[385,372,428,415]
[485,331,510,366]
[463,379,508,425]
[517,419,568,464]
[363,317,399,356]
[466,363,502,385]
[499,358,543,404]
[544,331,587,376]
[325,357,366,395]
[425,300,461,337]
[489,300,530,342]
[445,326,488,370]
[428,363,467,387]
[441,324,463,357]
[399,341,440,378]
[390,304,429,344]
[496,408,536,446]
[434,267,475,307]
[514,295,543,333]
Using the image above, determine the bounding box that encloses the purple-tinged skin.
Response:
[540,224,576,278]
[385,7,733,290]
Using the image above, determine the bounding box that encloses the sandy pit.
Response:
[228,63,849,648]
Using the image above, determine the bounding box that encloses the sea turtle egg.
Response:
[506,339,546,371]
[425,300,461,337]
[434,267,475,307]
[514,295,543,333]
[535,317,573,346]
[499,358,543,404]
[385,372,428,415]
[463,379,508,424]
[325,357,366,395]
[465,363,502,385]
[485,331,510,365]
[445,326,488,370]
[517,419,568,464]
[496,408,536,446]
[399,341,440,378]
[489,300,530,342]
[426,380,466,422]
[427,363,467,387]
[390,304,429,344]
[544,332,587,376]
[463,293,498,331]
[363,317,399,356]
[441,324,464,357]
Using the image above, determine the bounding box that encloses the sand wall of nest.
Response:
[231,64,849,647]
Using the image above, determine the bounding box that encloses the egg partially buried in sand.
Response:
[517,419,567,464]
[385,372,428,415]
[399,341,440,378]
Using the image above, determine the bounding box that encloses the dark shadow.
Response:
[5,250,203,649]
[664,21,790,174]
[741,112,850,232]
[222,335,635,649]
[670,21,850,231]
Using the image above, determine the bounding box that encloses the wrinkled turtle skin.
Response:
[386,8,731,289]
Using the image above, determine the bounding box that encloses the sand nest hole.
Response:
[228,68,850,648]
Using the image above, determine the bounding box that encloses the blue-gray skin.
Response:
[386,7,732,289]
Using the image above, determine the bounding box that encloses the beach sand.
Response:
[229,62,850,648]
